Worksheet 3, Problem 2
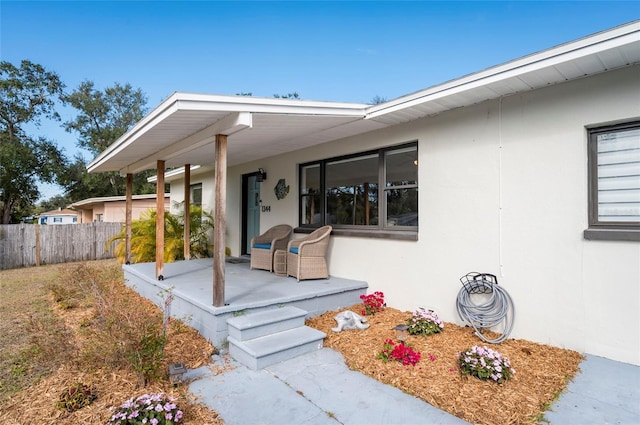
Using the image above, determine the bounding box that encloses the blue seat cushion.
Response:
[253,243,271,250]
[289,247,299,254]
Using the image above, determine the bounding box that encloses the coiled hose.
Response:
[456,273,515,344]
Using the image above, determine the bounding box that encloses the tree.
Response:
[37,194,73,213]
[58,153,156,200]
[273,92,300,99]
[0,60,66,224]
[62,81,156,197]
[371,95,387,105]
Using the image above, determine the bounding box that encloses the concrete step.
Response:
[228,326,326,370]
[227,306,307,342]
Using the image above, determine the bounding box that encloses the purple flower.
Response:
[150,419,159,425]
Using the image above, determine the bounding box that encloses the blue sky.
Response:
[1,1,638,200]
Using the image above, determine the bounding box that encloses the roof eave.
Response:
[366,20,640,121]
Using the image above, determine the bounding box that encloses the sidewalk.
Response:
[187,348,639,425]
[544,354,639,425]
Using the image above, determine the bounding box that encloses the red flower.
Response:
[360,292,386,315]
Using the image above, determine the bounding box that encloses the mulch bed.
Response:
[307,306,583,425]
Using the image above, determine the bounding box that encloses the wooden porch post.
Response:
[125,173,133,264]
[184,164,191,261]
[213,135,227,306]
[156,160,165,280]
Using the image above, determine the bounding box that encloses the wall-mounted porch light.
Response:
[256,168,267,182]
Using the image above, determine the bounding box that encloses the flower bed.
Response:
[307,306,583,425]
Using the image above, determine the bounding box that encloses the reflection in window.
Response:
[327,154,379,226]
[301,164,321,225]
[299,143,417,231]
[385,147,418,227]
[190,183,203,207]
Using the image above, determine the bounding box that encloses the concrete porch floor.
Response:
[122,258,368,347]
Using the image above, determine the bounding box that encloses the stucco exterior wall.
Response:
[169,172,215,216]
[101,199,169,222]
[185,65,640,364]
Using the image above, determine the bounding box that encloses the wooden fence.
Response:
[0,222,123,270]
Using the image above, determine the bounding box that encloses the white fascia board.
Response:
[366,20,640,120]
[173,93,369,115]
[68,193,169,208]
[147,165,202,183]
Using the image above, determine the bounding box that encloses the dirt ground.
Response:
[307,307,583,425]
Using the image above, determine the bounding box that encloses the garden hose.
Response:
[456,273,515,344]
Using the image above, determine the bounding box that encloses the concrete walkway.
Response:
[544,354,639,425]
[187,349,639,425]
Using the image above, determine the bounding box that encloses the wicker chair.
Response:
[286,225,332,281]
[250,224,293,272]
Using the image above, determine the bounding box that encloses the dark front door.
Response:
[241,174,260,255]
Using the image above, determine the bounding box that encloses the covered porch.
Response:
[123,258,368,347]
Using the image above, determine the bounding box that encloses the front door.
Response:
[242,174,261,255]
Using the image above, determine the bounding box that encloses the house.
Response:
[68,194,170,223]
[37,208,78,225]
[87,21,640,365]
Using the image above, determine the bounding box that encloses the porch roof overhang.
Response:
[87,21,640,176]
[87,95,383,175]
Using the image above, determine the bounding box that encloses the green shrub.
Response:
[107,204,215,264]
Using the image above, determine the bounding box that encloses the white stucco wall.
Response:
[169,171,216,215]
[189,65,640,365]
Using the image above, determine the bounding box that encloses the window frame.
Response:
[297,141,418,240]
[585,121,640,241]
[190,183,203,207]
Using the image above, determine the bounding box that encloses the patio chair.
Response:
[250,224,293,272]
[286,225,332,281]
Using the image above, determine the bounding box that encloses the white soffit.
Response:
[367,20,640,125]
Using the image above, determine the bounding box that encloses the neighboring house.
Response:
[37,208,78,225]
[69,194,170,223]
[88,22,640,365]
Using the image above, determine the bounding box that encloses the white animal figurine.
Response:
[331,310,370,332]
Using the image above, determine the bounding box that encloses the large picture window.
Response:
[585,121,640,241]
[299,142,417,237]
